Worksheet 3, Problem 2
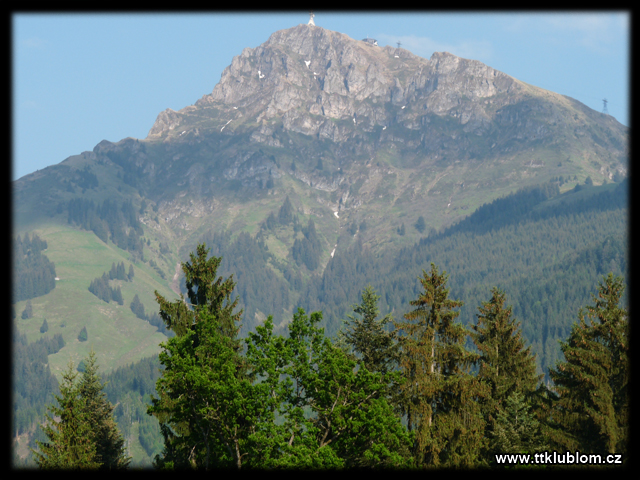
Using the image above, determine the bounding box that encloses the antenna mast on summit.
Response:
[308,11,315,26]
[396,41,402,49]
[602,98,609,115]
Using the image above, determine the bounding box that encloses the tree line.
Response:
[64,197,145,259]
[30,243,627,469]
[152,245,629,468]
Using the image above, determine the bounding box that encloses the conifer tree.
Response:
[150,244,246,469]
[111,285,124,305]
[78,326,88,342]
[40,318,49,333]
[278,196,293,225]
[154,243,242,341]
[488,391,549,458]
[116,261,126,280]
[470,287,542,459]
[548,273,629,456]
[340,285,398,376]
[32,362,100,469]
[22,300,33,319]
[77,350,131,469]
[393,263,487,467]
[130,294,146,320]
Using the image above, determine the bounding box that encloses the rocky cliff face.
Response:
[147,24,626,173]
[183,24,526,141]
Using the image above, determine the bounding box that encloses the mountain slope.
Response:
[13,22,628,375]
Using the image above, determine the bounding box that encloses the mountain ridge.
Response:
[12,21,628,373]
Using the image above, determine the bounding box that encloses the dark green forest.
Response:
[13,233,57,303]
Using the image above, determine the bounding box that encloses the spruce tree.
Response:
[78,350,131,469]
[548,273,629,456]
[339,285,398,376]
[116,261,126,280]
[32,362,100,469]
[488,391,549,458]
[130,294,146,320]
[111,286,124,305]
[393,263,487,467]
[278,196,293,225]
[470,287,542,459]
[22,300,33,319]
[40,318,49,333]
[78,326,88,342]
[150,243,246,469]
[109,263,117,280]
[154,243,243,341]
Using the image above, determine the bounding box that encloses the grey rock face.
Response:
[143,23,626,194]
[151,24,531,144]
[148,108,183,137]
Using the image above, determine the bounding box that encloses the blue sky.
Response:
[13,11,629,181]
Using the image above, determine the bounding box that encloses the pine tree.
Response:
[40,318,49,333]
[339,285,398,376]
[128,264,134,281]
[393,263,487,467]
[109,263,117,280]
[415,215,426,233]
[470,287,542,459]
[278,196,293,225]
[32,362,101,469]
[78,326,88,342]
[77,350,131,469]
[130,294,146,320]
[22,300,33,319]
[548,273,629,456]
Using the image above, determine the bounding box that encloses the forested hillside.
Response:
[193,179,628,378]
[27,242,629,469]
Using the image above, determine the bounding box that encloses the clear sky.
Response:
[13,11,629,181]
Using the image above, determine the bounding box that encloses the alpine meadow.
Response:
[13,16,628,469]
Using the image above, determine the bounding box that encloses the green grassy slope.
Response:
[13,222,175,382]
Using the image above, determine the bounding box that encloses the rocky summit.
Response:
[148,23,625,174]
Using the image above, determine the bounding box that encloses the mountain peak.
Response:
[144,23,626,191]
[149,25,521,141]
